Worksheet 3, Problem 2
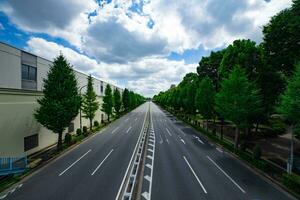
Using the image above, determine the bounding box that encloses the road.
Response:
[2,103,149,200]
[1,101,297,200]
[150,102,296,200]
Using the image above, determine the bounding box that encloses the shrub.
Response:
[64,133,72,145]
[76,128,82,135]
[94,120,100,127]
[282,173,300,194]
[83,126,88,134]
[253,145,262,160]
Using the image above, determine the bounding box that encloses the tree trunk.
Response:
[57,131,63,151]
[234,127,239,150]
[213,118,216,135]
[206,119,209,131]
[90,118,93,130]
[220,119,224,140]
[108,114,110,122]
[255,123,259,134]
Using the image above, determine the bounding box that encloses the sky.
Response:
[0,0,292,97]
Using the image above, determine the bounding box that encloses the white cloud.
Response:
[26,37,194,97]
[2,0,293,96]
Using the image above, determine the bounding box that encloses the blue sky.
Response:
[0,0,292,96]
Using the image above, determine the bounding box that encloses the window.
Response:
[21,64,37,90]
[22,64,37,81]
[24,134,39,151]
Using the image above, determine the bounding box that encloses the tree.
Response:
[195,78,215,130]
[82,75,99,129]
[263,0,300,78]
[278,63,300,134]
[34,54,81,151]
[122,88,130,111]
[215,66,261,149]
[101,84,113,122]
[129,91,137,109]
[113,88,122,116]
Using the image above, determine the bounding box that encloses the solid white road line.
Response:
[181,139,186,145]
[59,149,91,176]
[0,194,7,199]
[206,156,246,193]
[166,128,172,136]
[112,127,119,133]
[91,149,114,175]
[183,156,207,194]
[126,126,132,133]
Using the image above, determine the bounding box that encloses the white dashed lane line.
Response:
[112,127,119,134]
[59,149,91,176]
[91,149,114,176]
[166,128,172,136]
[183,156,207,194]
[126,126,132,133]
[180,139,186,145]
[206,156,246,194]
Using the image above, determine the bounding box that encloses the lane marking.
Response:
[125,118,129,122]
[166,138,169,144]
[159,134,163,144]
[91,149,114,176]
[180,139,186,145]
[142,192,149,200]
[198,138,204,144]
[206,156,246,193]
[135,118,138,121]
[0,194,7,199]
[115,104,148,200]
[216,147,223,153]
[183,156,207,194]
[178,128,186,136]
[166,128,172,136]
[112,127,119,134]
[59,149,91,176]
[126,126,132,133]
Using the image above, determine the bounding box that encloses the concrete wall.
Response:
[0,42,121,157]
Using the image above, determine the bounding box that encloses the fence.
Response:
[0,157,27,176]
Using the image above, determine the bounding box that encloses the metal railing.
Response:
[0,157,27,176]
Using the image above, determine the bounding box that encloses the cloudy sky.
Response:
[0,0,292,97]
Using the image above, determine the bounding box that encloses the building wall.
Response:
[0,42,121,157]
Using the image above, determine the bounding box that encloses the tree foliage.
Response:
[34,55,81,150]
[113,88,122,116]
[82,74,99,129]
[101,84,113,121]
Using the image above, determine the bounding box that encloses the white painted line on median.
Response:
[183,156,207,194]
[126,126,132,133]
[112,127,119,134]
[59,149,91,176]
[166,128,172,136]
[181,139,186,145]
[91,149,114,176]
[206,156,246,193]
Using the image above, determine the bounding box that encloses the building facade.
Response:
[0,42,122,157]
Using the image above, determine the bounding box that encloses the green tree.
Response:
[122,88,130,111]
[195,78,215,130]
[263,0,300,77]
[34,55,81,151]
[101,84,113,122]
[215,66,261,149]
[278,63,300,136]
[113,88,122,116]
[82,75,99,129]
[129,91,137,109]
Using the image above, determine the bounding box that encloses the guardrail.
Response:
[0,157,27,176]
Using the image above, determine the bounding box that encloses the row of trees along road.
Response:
[35,55,145,150]
[153,0,300,151]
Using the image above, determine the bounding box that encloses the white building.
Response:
[0,42,122,157]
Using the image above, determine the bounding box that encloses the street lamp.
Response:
[79,85,87,131]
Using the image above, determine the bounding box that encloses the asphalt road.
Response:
[150,102,296,200]
[2,101,297,200]
[2,102,149,200]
